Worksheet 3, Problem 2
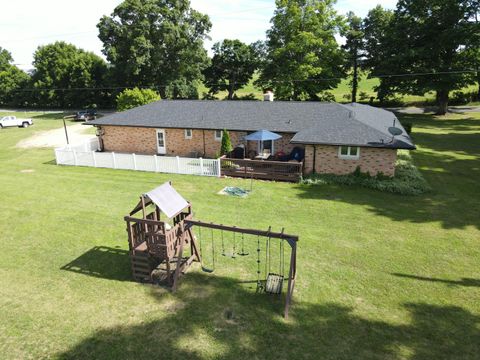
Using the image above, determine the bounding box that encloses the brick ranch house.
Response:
[87,100,415,177]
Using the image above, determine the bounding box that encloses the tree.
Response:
[203,39,259,100]
[256,0,346,100]
[466,0,480,99]
[116,87,160,111]
[220,129,233,156]
[341,12,364,103]
[31,42,108,108]
[0,47,30,107]
[367,0,476,114]
[362,6,396,102]
[98,0,211,99]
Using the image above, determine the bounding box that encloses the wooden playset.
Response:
[124,182,298,318]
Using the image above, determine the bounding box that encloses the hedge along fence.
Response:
[54,138,221,177]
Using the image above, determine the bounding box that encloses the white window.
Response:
[185,129,192,139]
[338,146,360,160]
[214,130,223,141]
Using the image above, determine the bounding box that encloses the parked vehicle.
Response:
[74,110,97,121]
[0,116,33,129]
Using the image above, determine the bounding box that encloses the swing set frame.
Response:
[185,220,298,319]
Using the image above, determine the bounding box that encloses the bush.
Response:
[116,88,160,111]
[220,129,233,156]
[450,91,475,106]
[302,151,431,196]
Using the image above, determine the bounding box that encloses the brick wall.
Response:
[304,145,397,177]
[99,126,301,159]
[100,126,157,154]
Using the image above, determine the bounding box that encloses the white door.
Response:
[156,129,167,154]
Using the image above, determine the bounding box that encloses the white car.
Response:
[0,116,33,129]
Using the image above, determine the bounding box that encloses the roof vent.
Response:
[263,91,274,102]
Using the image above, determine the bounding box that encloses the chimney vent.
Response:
[263,91,274,102]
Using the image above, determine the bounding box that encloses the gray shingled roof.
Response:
[87,100,415,150]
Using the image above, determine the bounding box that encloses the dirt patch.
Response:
[16,124,95,149]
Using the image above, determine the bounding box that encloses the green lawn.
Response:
[203,74,479,105]
[0,111,479,359]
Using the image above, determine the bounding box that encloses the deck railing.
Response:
[220,158,303,182]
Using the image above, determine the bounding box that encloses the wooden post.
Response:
[176,156,180,173]
[172,228,185,292]
[284,241,297,320]
[112,152,116,169]
[199,157,204,175]
[92,151,97,167]
[133,153,137,170]
[217,158,222,177]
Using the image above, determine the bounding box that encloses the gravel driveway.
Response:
[16,124,95,149]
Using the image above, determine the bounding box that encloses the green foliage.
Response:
[317,92,336,102]
[359,91,370,102]
[341,11,364,102]
[450,91,475,105]
[0,47,30,107]
[302,151,431,196]
[204,39,259,100]
[116,88,160,111]
[98,0,211,99]
[220,129,233,156]
[257,0,346,100]
[363,1,478,113]
[164,79,199,100]
[31,41,109,108]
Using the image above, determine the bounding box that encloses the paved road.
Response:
[386,105,480,114]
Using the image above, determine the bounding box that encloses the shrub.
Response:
[116,88,160,111]
[450,91,475,106]
[220,129,233,156]
[302,151,431,196]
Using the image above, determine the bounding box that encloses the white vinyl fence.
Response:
[54,138,221,177]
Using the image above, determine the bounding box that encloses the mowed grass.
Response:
[0,111,479,359]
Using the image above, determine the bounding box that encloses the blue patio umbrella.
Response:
[244,130,282,141]
[244,130,282,156]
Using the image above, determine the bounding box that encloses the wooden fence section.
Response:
[220,158,303,182]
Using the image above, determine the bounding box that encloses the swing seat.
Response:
[265,273,284,294]
[201,266,215,273]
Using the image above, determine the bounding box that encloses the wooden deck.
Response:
[220,158,303,182]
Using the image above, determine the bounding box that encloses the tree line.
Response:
[0,0,479,114]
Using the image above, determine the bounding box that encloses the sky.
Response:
[0,0,398,70]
